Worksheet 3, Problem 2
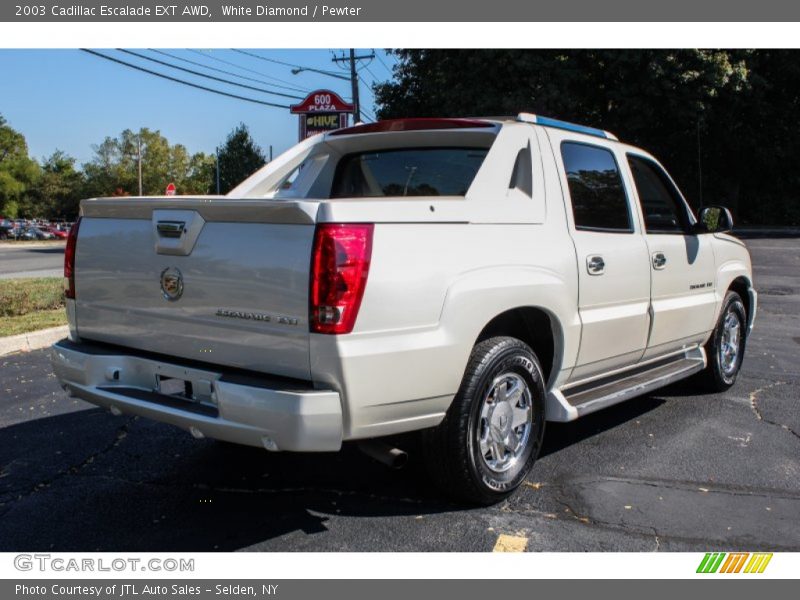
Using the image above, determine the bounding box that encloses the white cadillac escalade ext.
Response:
[51,114,756,504]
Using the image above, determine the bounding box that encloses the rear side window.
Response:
[561,142,632,232]
[628,154,690,233]
[330,147,488,198]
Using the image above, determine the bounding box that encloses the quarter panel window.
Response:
[509,143,533,198]
[561,142,632,232]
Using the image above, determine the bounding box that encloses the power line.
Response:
[150,49,309,95]
[356,99,376,122]
[187,49,310,93]
[231,48,376,122]
[356,76,378,122]
[361,63,382,84]
[331,50,376,124]
[80,49,290,109]
[374,51,395,76]
[357,73,376,96]
[353,73,377,121]
[117,49,303,100]
[233,48,346,79]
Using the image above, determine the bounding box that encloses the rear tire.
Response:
[421,336,546,505]
[697,291,747,392]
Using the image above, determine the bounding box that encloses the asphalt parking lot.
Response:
[0,236,798,552]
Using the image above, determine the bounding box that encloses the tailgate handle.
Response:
[152,210,205,256]
[157,221,186,238]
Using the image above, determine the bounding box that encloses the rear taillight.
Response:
[310,223,373,334]
[64,217,81,299]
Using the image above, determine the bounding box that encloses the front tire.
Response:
[421,336,546,505]
[697,291,747,392]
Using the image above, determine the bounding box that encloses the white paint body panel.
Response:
[55,119,756,450]
[642,233,718,358]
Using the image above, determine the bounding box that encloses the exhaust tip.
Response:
[358,440,409,470]
[389,448,409,469]
[261,435,279,451]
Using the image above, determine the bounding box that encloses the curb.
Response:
[0,241,66,249]
[0,326,68,358]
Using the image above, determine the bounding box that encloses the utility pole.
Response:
[137,133,143,196]
[347,49,359,123]
[332,49,375,124]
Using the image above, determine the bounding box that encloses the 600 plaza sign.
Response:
[290,90,354,140]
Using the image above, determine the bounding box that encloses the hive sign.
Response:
[290,90,355,140]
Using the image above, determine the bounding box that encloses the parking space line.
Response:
[493,534,528,552]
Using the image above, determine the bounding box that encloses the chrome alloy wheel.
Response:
[720,308,742,376]
[478,373,533,473]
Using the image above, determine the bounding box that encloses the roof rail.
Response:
[516,113,618,141]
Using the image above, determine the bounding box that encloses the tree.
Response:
[216,123,267,194]
[700,50,800,224]
[0,114,39,218]
[375,50,800,222]
[29,150,85,220]
[83,128,216,197]
[82,131,138,197]
[184,152,216,194]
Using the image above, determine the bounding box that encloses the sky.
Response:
[0,48,398,165]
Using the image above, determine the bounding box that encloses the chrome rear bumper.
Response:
[50,340,343,452]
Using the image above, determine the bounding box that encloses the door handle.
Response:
[652,252,667,270]
[586,255,605,275]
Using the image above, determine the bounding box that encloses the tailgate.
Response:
[73,197,320,380]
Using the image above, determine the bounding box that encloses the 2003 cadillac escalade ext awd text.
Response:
[51,114,756,504]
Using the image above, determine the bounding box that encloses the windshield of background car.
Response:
[330,147,489,198]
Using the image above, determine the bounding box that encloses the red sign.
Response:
[290,90,355,140]
[165,182,176,196]
[290,90,354,114]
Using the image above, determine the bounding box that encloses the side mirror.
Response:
[696,206,734,234]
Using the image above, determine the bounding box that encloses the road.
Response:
[0,237,798,552]
[0,242,65,279]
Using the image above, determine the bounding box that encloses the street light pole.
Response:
[137,133,143,196]
[215,146,221,195]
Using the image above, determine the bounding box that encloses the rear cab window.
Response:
[330,147,488,198]
[237,125,499,200]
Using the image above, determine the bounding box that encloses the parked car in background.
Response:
[10,226,54,240]
[44,226,68,239]
[0,220,13,239]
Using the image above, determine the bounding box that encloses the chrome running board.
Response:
[545,347,706,421]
